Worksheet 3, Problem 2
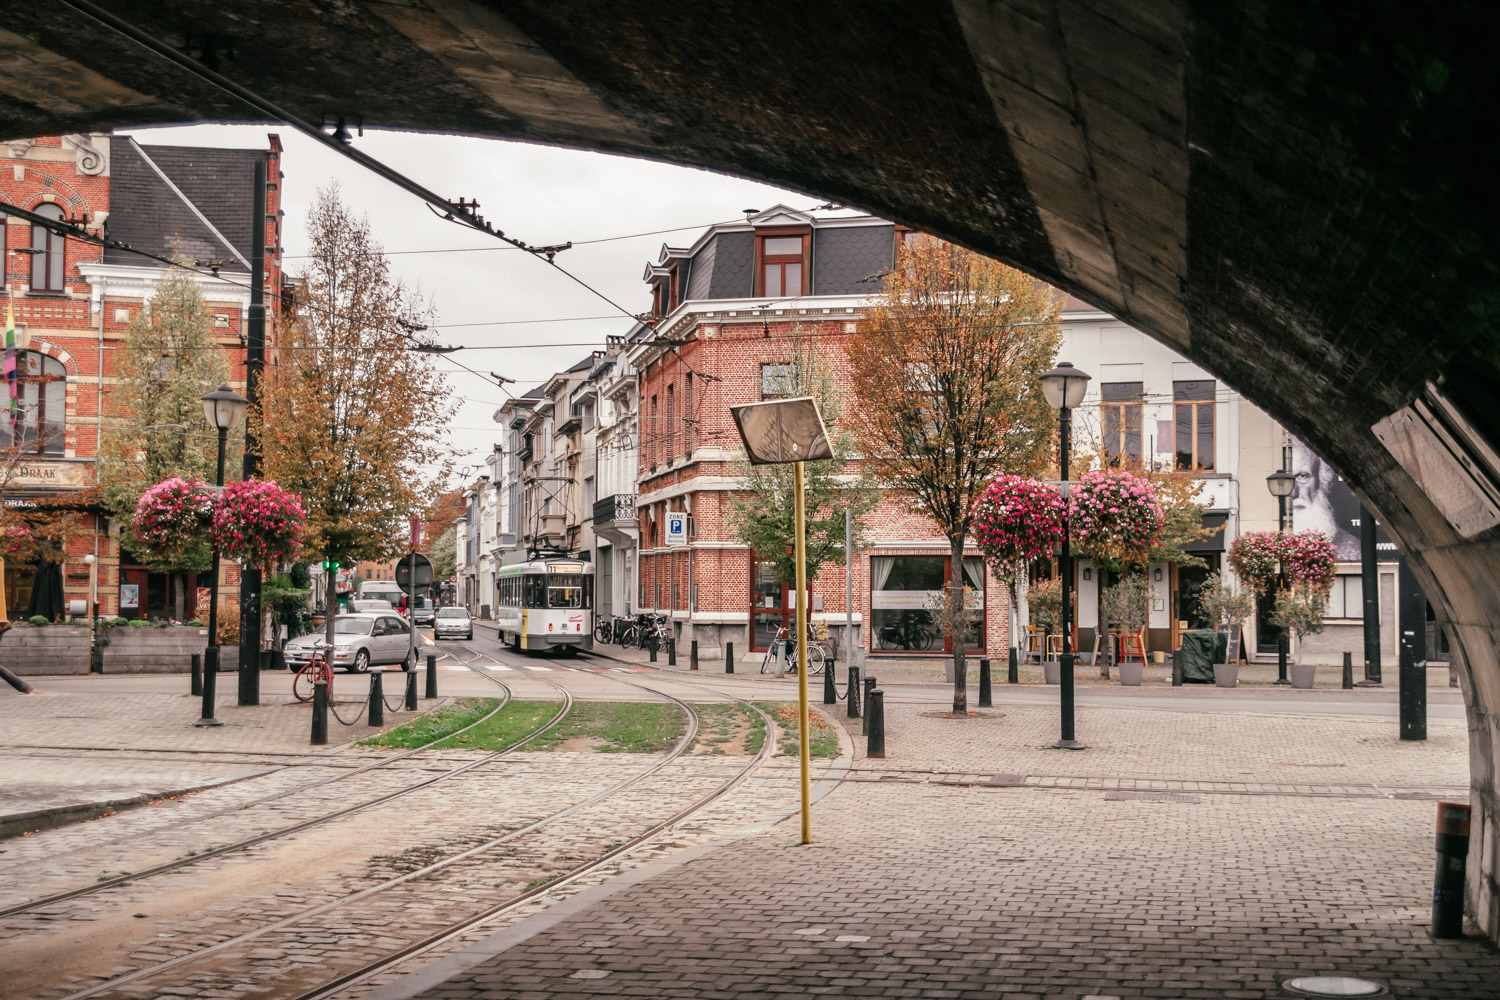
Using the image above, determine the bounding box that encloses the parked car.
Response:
[433,606,473,640]
[283,612,415,672]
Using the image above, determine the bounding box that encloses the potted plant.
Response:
[1027,577,1064,684]
[1271,586,1328,687]
[1099,574,1150,685]
[1196,571,1256,687]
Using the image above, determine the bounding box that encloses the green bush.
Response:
[26,615,50,626]
[127,619,153,628]
[186,618,204,627]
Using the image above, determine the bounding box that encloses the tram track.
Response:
[0,649,574,916]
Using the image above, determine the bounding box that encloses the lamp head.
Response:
[1265,469,1296,498]
[1039,361,1091,410]
[84,554,95,564]
[200,385,249,431]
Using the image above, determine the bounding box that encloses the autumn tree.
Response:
[429,525,458,583]
[96,266,234,620]
[727,341,880,610]
[846,235,1060,713]
[258,188,453,644]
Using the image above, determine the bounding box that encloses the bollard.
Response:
[1008,646,1018,684]
[1432,801,1472,938]
[425,653,437,699]
[1172,648,1183,687]
[862,674,878,736]
[726,641,734,674]
[311,678,328,745]
[649,636,658,663]
[368,670,384,727]
[979,657,992,708]
[196,646,221,727]
[667,636,677,667]
[191,652,202,697]
[824,658,837,705]
[847,664,861,719]
[690,640,699,671]
[1342,650,1354,689]
[867,688,886,759]
[405,667,418,710]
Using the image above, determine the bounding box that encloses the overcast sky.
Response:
[120,124,827,483]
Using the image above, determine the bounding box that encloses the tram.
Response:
[495,558,594,653]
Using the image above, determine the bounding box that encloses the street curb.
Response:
[0,775,261,840]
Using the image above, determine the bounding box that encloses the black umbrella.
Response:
[24,561,65,622]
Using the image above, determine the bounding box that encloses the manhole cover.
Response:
[1284,976,1385,997]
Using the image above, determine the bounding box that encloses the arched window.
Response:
[30,203,66,292]
[5,351,66,454]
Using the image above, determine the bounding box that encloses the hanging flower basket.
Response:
[1228,531,1283,596]
[1283,530,1337,594]
[1068,469,1164,568]
[133,477,214,563]
[213,479,306,571]
[970,474,1066,579]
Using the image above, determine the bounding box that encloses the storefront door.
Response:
[751,559,786,652]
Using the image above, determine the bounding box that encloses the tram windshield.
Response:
[547,574,588,608]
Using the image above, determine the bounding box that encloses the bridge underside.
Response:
[4,0,1498,940]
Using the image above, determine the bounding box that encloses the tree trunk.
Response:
[172,572,186,622]
[950,534,967,714]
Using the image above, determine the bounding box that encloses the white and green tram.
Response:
[495,559,594,653]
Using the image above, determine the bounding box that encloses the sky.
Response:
[119,124,827,483]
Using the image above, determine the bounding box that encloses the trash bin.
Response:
[1178,630,1224,683]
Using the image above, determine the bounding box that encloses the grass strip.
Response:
[359,699,560,752]
[358,698,500,749]
[755,701,841,759]
[687,702,765,755]
[526,701,686,753]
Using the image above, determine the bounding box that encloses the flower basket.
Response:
[133,477,215,565]
[1068,469,1164,567]
[1283,530,1337,593]
[213,479,306,571]
[970,475,1066,579]
[1228,531,1283,596]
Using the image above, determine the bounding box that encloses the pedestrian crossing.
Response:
[439,663,641,673]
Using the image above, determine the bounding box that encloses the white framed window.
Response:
[1324,575,1363,619]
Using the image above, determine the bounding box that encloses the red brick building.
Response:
[2,133,286,619]
[627,206,1008,663]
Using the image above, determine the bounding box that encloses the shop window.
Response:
[1174,380,1215,471]
[29,203,66,292]
[3,351,66,454]
[870,555,984,653]
[1101,382,1143,467]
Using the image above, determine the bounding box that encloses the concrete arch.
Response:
[1,0,1497,940]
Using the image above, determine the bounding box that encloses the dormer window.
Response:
[756,230,809,297]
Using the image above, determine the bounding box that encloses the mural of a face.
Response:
[1290,438,1359,559]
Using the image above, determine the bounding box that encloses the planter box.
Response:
[102,625,213,674]
[1290,663,1317,689]
[1043,661,1060,685]
[1214,663,1239,688]
[0,624,91,675]
[1118,661,1144,686]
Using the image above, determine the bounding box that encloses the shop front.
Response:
[869,554,984,656]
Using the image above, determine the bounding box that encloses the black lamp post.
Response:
[195,385,249,728]
[1265,467,1296,685]
[1040,361,1091,750]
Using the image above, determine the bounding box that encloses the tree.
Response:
[97,267,233,619]
[258,188,453,643]
[846,235,1060,712]
[727,341,879,598]
[429,525,458,583]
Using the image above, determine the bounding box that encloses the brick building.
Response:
[1,133,286,620]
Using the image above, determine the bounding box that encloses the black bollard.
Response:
[425,653,437,699]
[862,674,877,736]
[690,640,699,671]
[979,657,991,708]
[847,664,861,719]
[725,640,734,674]
[368,671,384,727]
[311,678,328,745]
[867,688,886,759]
[196,646,221,727]
[1008,646,1018,684]
[405,667,417,710]
[1342,650,1354,689]
[1172,648,1182,687]
[191,652,202,696]
[649,636,658,663]
[667,636,677,667]
[1432,802,1471,938]
[823,658,837,705]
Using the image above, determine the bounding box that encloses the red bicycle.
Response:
[292,642,334,703]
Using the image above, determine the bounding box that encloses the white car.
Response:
[284,613,415,672]
[433,606,473,640]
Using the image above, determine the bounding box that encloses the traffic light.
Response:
[321,560,340,571]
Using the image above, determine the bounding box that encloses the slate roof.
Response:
[104,139,268,271]
[813,224,895,295]
[705,230,754,299]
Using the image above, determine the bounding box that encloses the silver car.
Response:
[433,606,473,640]
[284,613,415,673]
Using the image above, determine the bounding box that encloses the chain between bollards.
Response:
[978,657,991,707]
[311,678,328,745]
[725,640,734,674]
[690,639,699,671]
[425,653,437,699]
[405,666,418,710]
[847,663,861,719]
[867,687,886,759]
[368,671,384,728]
[191,652,202,697]
[1008,646,1018,684]
[861,674,877,736]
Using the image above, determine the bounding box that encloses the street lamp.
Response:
[730,396,832,845]
[196,386,249,728]
[1039,361,1091,750]
[1265,467,1296,685]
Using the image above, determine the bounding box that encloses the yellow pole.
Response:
[794,460,812,844]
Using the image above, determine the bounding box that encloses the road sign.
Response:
[665,511,688,546]
[395,553,434,588]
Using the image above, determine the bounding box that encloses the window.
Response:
[649,394,658,467]
[756,232,807,297]
[1174,380,1216,471]
[548,574,585,608]
[522,575,546,608]
[666,383,676,460]
[1324,575,1364,619]
[761,362,798,399]
[683,373,694,452]
[1101,382,1144,467]
[29,203,66,292]
[870,555,985,654]
[3,351,66,454]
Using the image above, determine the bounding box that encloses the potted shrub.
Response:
[1099,574,1150,685]
[1271,586,1328,687]
[1027,577,1064,684]
[1196,571,1256,687]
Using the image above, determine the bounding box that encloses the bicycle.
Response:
[594,617,614,644]
[292,641,334,703]
[760,624,826,675]
[639,614,672,651]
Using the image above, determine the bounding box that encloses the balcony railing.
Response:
[593,493,637,524]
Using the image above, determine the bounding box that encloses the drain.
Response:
[1284,976,1385,997]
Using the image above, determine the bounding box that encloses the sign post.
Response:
[396,549,433,671]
